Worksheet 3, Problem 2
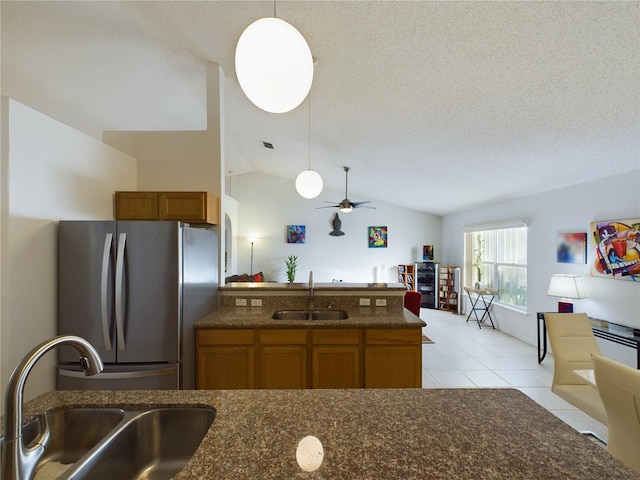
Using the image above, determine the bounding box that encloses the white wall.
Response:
[441,170,640,367]
[0,97,137,413]
[233,171,441,283]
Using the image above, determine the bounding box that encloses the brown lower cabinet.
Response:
[196,327,421,389]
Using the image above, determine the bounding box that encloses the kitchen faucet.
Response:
[308,271,314,314]
[1,335,104,480]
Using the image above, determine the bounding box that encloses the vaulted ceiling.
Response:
[2,1,638,215]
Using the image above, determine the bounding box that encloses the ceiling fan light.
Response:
[339,206,353,213]
[295,169,323,199]
[235,17,314,114]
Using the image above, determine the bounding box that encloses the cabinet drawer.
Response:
[197,329,254,345]
[312,329,361,345]
[365,328,421,345]
[259,329,308,345]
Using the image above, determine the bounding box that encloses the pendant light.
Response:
[295,95,323,199]
[235,2,314,114]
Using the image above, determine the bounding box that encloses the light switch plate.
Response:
[375,298,387,307]
[235,298,247,306]
[359,298,371,306]
[251,298,262,307]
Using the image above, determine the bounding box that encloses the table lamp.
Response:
[547,274,586,313]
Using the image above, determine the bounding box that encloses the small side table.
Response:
[464,287,498,329]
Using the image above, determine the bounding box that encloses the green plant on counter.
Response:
[285,254,298,283]
[473,233,483,284]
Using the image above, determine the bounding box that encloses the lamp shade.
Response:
[295,169,323,199]
[547,274,586,299]
[235,17,314,113]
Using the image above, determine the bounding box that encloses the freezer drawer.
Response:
[58,364,179,390]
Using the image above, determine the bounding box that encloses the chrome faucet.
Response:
[1,335,104,480]
[308,271,315,313]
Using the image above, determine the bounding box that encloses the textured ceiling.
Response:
[2,1,638,215]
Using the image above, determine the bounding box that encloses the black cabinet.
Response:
[416,262,439,309]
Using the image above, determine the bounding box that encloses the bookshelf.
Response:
[438,265,460,313]
[398,264,416,291]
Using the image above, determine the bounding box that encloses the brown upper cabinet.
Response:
[115,191,219,225]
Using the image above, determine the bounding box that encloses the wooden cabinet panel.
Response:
[197,345,255,389]
[365,328,421,345]
[115,191,219,225]
[364,345,421,388]
[259,345,307,389]
[258,329,308,388]
[312,329,360,345]
[196,329,255,389]
[312,346,361,389]
[114,192,158,220]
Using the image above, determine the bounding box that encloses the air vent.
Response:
[263,141,274,149]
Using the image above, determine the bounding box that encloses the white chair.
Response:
[592,354,640,473]
[544,313,608,426]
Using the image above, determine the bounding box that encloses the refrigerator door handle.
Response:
[59,367,176,380]
[115,232,127,351]
[101,233,114,351]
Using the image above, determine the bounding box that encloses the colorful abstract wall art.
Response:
[590,219,640,281]
[286,225,306,244]
[557,233,587,264]
[423,245,434,261]
[368,226,387,248]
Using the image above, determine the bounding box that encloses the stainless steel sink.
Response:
[1,406,215,480]
[68,407,215,480]
[272,310,349,320]
[0,408,126,479]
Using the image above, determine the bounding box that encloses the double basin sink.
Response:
[1,406,215,480]
[271,309,349,321]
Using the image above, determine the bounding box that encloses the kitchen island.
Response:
[12,388,638,479]
[195,282,426,389]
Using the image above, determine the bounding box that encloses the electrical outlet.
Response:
[359,298,371,306]
[235,298,247,306]
[251,298,262,307]
[375,298,387,307]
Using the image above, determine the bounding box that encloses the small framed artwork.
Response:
[557,233,587,264]
[368,226,387,248]
[423,245,434,261]
[287,225,306,244]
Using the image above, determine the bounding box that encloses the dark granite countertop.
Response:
[8,388,638,479]
[220,282,407,291]
[195,304,425,329]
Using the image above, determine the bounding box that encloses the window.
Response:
[464,224,528,310]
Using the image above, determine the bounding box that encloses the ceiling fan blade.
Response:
[316,205,339,209]
[354,204,376,209]
[351,201,372,206]
[324,201,341,204]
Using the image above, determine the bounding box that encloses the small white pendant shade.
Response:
[295,169,323,199]
[235,17,314,114]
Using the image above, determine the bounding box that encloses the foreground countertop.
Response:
[11,388,637,479]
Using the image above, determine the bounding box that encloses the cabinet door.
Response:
[364,346,421,388]
[196,329,255,389]
[197,345,255,389]
[115,192,158,220]
[258,330,308,389]
[312,329,362,389]
[365,328,422,388]
[312,346,361,388]
[159,192,208,223]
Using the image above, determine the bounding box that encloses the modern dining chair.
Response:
[544,313,608,426]
[592,353,640,473]
[404,291,421,317]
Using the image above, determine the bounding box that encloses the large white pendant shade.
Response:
[235,17,314,113]
[295,169,323,199]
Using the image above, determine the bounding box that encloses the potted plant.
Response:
[473,234,483,289]
[285,254,298,283]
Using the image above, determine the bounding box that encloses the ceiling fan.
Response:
[317,166,376,213]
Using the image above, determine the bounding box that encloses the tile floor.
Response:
[420,308,608,443]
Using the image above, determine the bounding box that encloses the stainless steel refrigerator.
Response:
[57,221,218,390]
